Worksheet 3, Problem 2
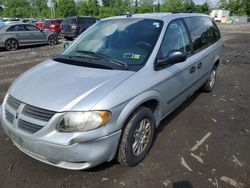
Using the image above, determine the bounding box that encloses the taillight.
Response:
[71,24,79,30]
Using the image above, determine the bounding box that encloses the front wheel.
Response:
[117,106,155,166]
[202,66,217,92]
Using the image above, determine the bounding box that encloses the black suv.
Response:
[60,16,97,40]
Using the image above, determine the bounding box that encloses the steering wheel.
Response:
[135,41,152,50]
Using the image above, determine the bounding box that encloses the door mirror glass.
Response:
[155,50,187,69]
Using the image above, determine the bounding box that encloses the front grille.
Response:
[22,105,56,122]
[4,95,56,134]
[6,95,21,111]
[5,110,14,124]
[18,119,43,134]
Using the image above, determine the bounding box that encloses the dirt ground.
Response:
[0,24,249,188]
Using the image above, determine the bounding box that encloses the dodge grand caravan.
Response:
[0,13,222,170]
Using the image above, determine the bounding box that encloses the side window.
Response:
[184,17,208,52]
[25,25,40,31]
[7,25,25,32]
[184,16,221,53]
[203,17,221,44]
[159,19,191,58]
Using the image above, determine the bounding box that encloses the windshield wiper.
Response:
[76,50,128,70]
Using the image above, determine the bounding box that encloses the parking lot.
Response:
[0,24,249,188]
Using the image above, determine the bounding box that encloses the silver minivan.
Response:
[0,13,222,170]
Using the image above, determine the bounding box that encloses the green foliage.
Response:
[56,0,77,17]
[219,0,250,15]
[1,0,246,18]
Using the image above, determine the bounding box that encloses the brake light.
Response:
[71,24,79,30]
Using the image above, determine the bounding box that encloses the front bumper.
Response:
[0,104,121,170]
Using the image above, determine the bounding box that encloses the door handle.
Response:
[189,66,196,74]
[197,62,202,69]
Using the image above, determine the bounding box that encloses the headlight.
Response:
[57,111,111,132]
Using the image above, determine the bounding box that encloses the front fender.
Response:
[116,90,164,130]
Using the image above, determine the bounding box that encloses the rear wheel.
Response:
[202,66,217,92]
[5,39,18,51]
[65,36,73,41]
[117,106,155,166]
[48,34,58,45]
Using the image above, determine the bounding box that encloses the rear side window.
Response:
[78,18,87,24]
[159,19,191,58]
[7,25,25,31]
[63,18,76,24]
[184,17,221,53]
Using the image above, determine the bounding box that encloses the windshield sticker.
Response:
[153,22,160,28]
[123,53,141,60]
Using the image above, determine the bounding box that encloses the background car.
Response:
[0,23,58,51]
[36,19,63,34]
[60,16,97,40]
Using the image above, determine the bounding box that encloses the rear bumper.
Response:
[60,30,79,38]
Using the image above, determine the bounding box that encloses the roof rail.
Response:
[172,10,193,14]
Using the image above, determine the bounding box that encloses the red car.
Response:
[36,19,63,34]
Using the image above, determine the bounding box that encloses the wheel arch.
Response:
[116,90,163,131]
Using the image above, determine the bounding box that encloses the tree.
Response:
[161,0,185,12]
[219,0,248,15]
[29,0,50,18]
[56,0,76,17]
[1,0,31,17]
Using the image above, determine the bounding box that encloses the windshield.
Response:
[0,25,7,30]
[61,18,163,71]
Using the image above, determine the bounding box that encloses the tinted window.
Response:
[25,25,40,31]
[7,25,26,31]
[44,20,52,26]
[63,18,76,24]
[159,19,191,58]
[184,17,221,53]
[78,18,87,24]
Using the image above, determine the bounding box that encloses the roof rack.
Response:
[172,10,193,14]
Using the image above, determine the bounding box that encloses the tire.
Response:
[202,66,217,92]
[5,39,18,51]
[65,36,73,41]
[117,106,155,166]
[48,34,58,45]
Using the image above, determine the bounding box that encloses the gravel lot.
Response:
[0,24,249,188]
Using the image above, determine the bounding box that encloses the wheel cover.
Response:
[209,69,216,88]
[6,40,17,50]
[49,35,57,45]
[132,119,152,156]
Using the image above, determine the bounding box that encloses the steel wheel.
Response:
[48,35,57,45]
[132,119,152,156]
[5,39,18,51]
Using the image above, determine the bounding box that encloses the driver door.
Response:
[154,19,197,115]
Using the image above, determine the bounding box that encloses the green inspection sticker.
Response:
[132,54,140,59]
[123,53,141,60]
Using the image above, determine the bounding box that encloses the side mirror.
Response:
[63,42,70,49]
[155,50,187,70]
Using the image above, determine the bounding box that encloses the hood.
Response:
[9,59,134,112]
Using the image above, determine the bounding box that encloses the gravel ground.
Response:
[0,24,249,188]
